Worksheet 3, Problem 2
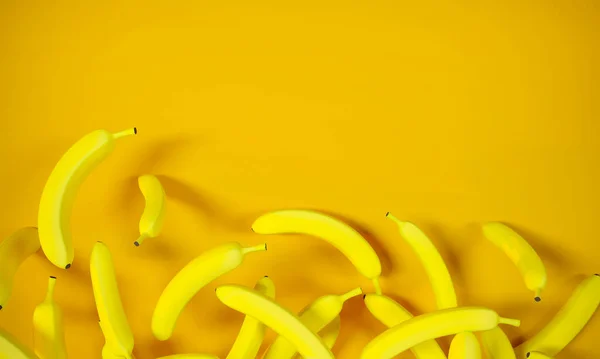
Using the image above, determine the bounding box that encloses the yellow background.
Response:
[1,1,598,358]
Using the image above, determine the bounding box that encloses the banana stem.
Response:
[385,212,404,225]
[498,317,521,327]
[241,243,268,255]
[45,276,57,301]
[134,233,148,247]
[534,289,542,302]
[112,127,137,139]
[340,287,363,302]
[372,277,382,295]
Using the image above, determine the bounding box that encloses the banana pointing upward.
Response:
[33,276,67,359]
[514,274,600,359]
[482,222,546,302]
[0,227,40,310]
[525,352,552,359]
[480,327,516,359]
[134,174,166,247]
[216,284,334,359]
[448,332,481,359]
[252,210,382,294]
[152,242,267,341]
[38,128,137,269]
[0,326,38,359]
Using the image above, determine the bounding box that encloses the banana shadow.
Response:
[138,338,176,358]
[334,293,382,355]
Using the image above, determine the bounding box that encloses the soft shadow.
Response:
[131,234,181,263]
[505,223,576,269]
[134,135,195,174]
[335,292,382,353]
[142,339,176,358]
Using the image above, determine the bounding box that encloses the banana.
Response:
[525,352,552,359]
[134,175,166,247]
[387,213,457,309]
[448,332,481,359]
[361,307,520,359]
[216,284,334,359]
[480,327,516,359]
[0,227,40,309]
[318,316,341,350]
[152,242,267,341]
[363,294,446,359]
[33,276,67,359]
[0,326,38,359]
[482,222,546,301]
[226,276,276,359]
[157,355,219,359]
[514,274,600,359]
[252,210,382,294]
[38,127,137,269]
[99,321,134,359]
[264,287,362,359]
[91,242,134,358]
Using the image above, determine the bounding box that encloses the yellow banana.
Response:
[0,326,38,359]
[514,274,600,359]
[480,327,516,359]
[226,276,275,359]
[252,210,382,294]
[448,332,481,359]
[0,227,40,309]
[216,284,334,359]
[33,276,67,359]
[318,315,341,350]
[525,352,552,359]
[361,307,520,359]
[152,242,267,341]
[156,355,219,359]
[91,242,134,358]
[38,128,137,269]
[264,287,362,359]
[482,222,546,301]
[99,321,134,359]
[363,294,446,359]
[134,175,166,247]
[387,213,457,309]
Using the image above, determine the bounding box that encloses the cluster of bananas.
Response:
[0,128,598,359]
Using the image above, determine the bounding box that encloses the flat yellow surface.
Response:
[1,1,598,358]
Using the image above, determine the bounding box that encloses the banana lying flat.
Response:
[514,274,600,359]
[216,284,334,359]
[152,242,267,341]
[38,128,137,269]
[363,294,446,359]
[0,227,40,310]
[33,276,67,359]
[318,315,341,350]
[134,174,166,247]
[361,307,520,359]
[525,352,552,359]
[482,222,546,302]
[448,332,481,359]
[480,327,516,359]
[252,210,382,294]
[99,321,135,359]
[0,327,38,359]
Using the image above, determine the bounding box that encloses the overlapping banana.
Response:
[252,210,382,294]
[33,276,67,359]
[152,242,267,341]
[38,128,137,269]
[157,355,219,359]
[448,332,481,359]
[525,352,552,359]
[134,174,166,247]
[480,327,516,359]
[0,227,40,310]
[316,316,341,351]
[0,327,38,359]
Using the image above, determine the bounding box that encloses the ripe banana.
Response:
[292,316,341,359]
[448,332,481,359]
[482,222,546,301]
[38,128,137,269]
[264,287,362,359]
[99,321,135,359]
[226,276,276,359]
[361,307,520,359]
[363,294,446,359]
[91,242,134,358]
[156,355,219,359]
[480,327,516,359]
[216,284,334,359]
[33,276,67,359]
[0,227,40,309]
[134,174,166,247]
[514,274,600,359]
[525,352,552,359]
[252,210,382,294]
[387,213,457,309]
[0,326,38,359]
[152,242,267,341]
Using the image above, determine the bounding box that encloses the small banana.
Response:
[152,242,267,341]
[387,213,457,309]
[156,355,219,359]
[363,294,446,359]
[134,175,166,247]
[482,222,546,301]
[525,352,552,359]
[216,284,334,359]
[33,276,67,359]
[361,307,520,359]
[480,327,516,359]
[252,210,382,294]
[0,227,40,309]
[514,274,600,359]
[38,128,137,269]
[0,326,38,359]
[264,287,362,359]
[448,332,481,359]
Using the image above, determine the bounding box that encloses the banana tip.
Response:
[363,294,366,300]
[134,127,138,134]
[595,273,599,276]
[385,212,390,217]
[134,241,140,247]
[0,305,3,310]
[65,264,71,269]
[50,276,56,279]
[264,243,268,250]
[534,296,541,302]
[526,353,530,358]
[264,275,269,278]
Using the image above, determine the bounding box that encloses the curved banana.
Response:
[525,352,552,359]
[0,227,40,309]
[38,128,137,269]
[361,307,520,359]
[91,242,134,358]
[99,321,134,359]
[134,175,166,247]
[152,242,267,341]
[252,210,382,294]
[387,213,456,308]
[0,326,38,359]
[157,355,219,359]
[480,327,516,359]
[33,276,67,359]
[514,274,600,359]
[226,276,276,359]
[363,294,446,359]
[448,332,481,359]
[482,222,546,301]
[216,284,334,359]
[319,315,341,350]
[264,287,362,359]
